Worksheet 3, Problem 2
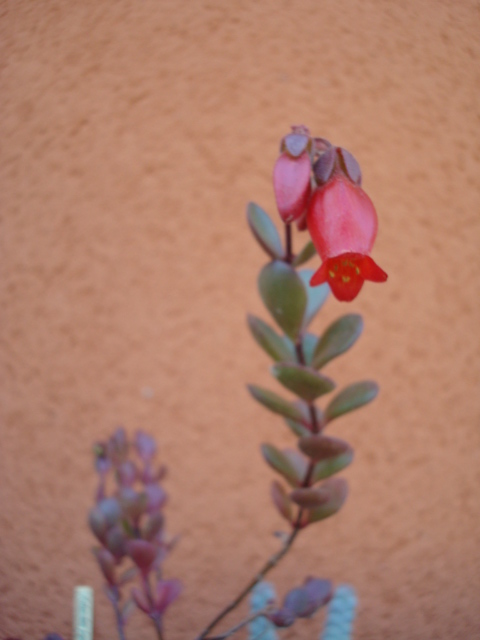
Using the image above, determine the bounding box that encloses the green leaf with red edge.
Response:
[293,240,317,267]
[247,202,285,260]
[311,448,354,483]
[298,269,330,330]
[247,314,296,362]
[258,261,307,339]
[271,480,294,522]
[284,417,311,438]
[271,363,335,402]
[290,487,330,508]
[312,314,364,370]
[305,477,349,524]
[325,380,379,422]
[247,384,305,422]
[262,444,303,487]
[298,435,351,461]
[282,448,309,482]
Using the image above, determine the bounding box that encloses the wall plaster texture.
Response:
[1,1,479,639]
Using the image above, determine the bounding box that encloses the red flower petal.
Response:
[310,253,387,302]
[360,255,388,282]
[307,175,378,259]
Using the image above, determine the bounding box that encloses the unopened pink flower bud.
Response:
[273,149,311,224]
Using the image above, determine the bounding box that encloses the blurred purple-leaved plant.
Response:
[89,428,180,640]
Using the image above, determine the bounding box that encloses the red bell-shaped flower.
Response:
[307,174,387,301]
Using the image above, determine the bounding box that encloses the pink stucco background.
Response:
[1,1,479,639]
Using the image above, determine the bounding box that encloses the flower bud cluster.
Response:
[89,428,181,630]
[273,127,387,301]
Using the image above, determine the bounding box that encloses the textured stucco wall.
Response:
[1,1,479,639]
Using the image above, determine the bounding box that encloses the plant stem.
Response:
[142,575,165,640]
[285,223,293,263]
[151,618,164,640]
[203,609,270,640]
[106,588,128,640]
[195,529,299,640]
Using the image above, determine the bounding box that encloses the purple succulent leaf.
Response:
[106,525,128,561]
[117,460,138,487]
[135,430,157,462]
[107,427,129,465]
[303,577,333,613]
[283,587,311,618]
[132,586,151,614]
[88,506,108,542]
[127,539,157,576]
[142,512,165,541]
[145,483,167,513]
[155,578,183,614]
[269,607,296,628]
[119,487,148,522]
[98,497,122,527]
[283,132,310,158]
[93,547,117,586]
[313,147,336,186]
[337,147,362,185]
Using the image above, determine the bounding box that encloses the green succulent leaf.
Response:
[284,418,311,438]
[298,435,351,461]
[258,261,307,339]
[261,444,302,487]
[247,384,305,422]
[293,240,317,267]
[247,202,284,259]
[271,363,335,402]
[305,477,349,524]
[247,315,296,362]
[290,487,330,509]
[312,314,364,370]
[325,380,379,423]
[271,480,294,522]
[283,448,310,481]
[298,269,330,330]
[311,449,354,483]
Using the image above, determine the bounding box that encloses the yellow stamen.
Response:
[342,276,351,283]
[328,270,336,278]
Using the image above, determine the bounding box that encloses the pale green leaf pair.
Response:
[248,380,378,425]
